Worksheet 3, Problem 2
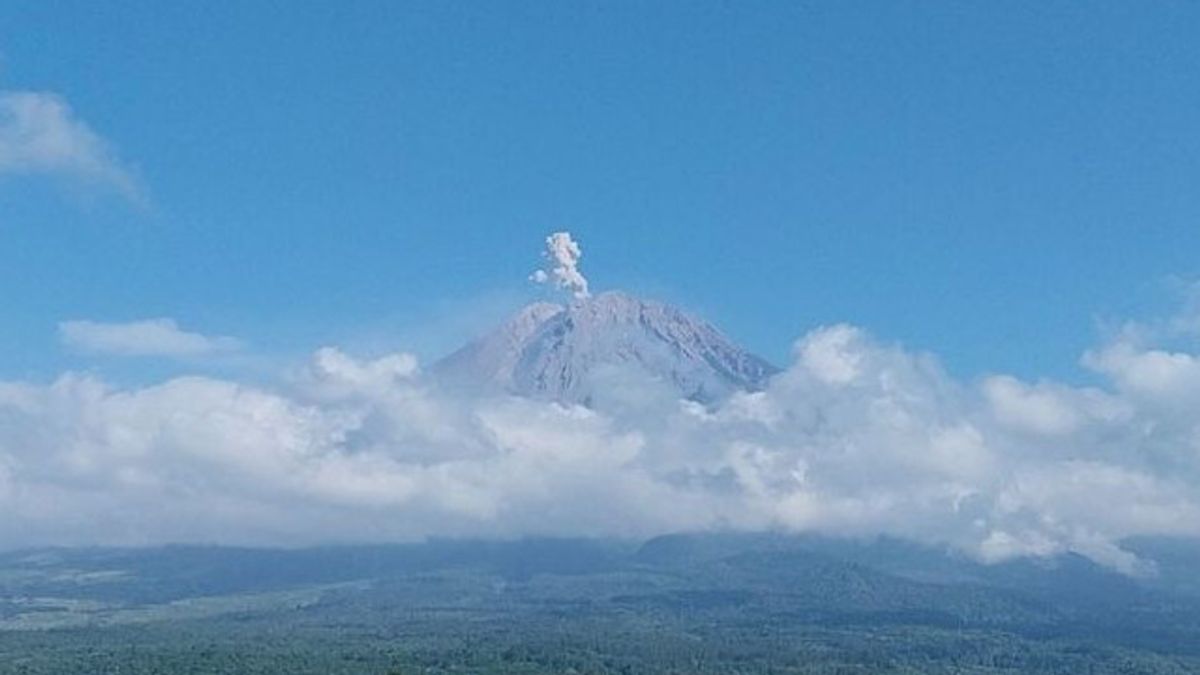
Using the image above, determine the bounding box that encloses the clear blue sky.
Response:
[3,2,1199,381]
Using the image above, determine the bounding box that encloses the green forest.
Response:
[2,535,1199,674]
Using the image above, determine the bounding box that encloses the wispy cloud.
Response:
[59,318,242,358]
[0,91,142,202]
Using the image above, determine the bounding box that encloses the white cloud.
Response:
[1084,340,1200,402]
[307,347,419,395]
[0,90,141,200]
[59,318,242,358]
[795,324,865,384]
[982,375,1129,437]
[2,307,1200,573]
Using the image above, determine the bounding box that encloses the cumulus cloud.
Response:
[531,231,590,299]
[2,307,1200,573]
[982,375,1128,437]
[0,90,141,200]
[59,318,242,358]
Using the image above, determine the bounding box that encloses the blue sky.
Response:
[3,2,1200,382]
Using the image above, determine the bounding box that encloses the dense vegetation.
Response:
[2,534,1199,674]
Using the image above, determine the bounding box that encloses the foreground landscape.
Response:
[3,534,1200,674]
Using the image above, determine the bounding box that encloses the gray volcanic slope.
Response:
[434,291,778,404]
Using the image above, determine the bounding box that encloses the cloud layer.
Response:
[0,91,140,200]
[3,308,1200,574]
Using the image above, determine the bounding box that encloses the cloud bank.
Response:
[0,91,141,200]
[4,306,1200,574]
[59,319,242,358]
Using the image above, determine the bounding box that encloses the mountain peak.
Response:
[435,291,777,404]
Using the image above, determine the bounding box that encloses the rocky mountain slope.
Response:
[434,291,777,404]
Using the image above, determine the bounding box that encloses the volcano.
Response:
[434,291,778,404]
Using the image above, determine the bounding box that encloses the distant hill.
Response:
[4,534,1200,673]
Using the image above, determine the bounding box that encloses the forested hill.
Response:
[2,534,1200,674]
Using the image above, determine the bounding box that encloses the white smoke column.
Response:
[531,231,590,299]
